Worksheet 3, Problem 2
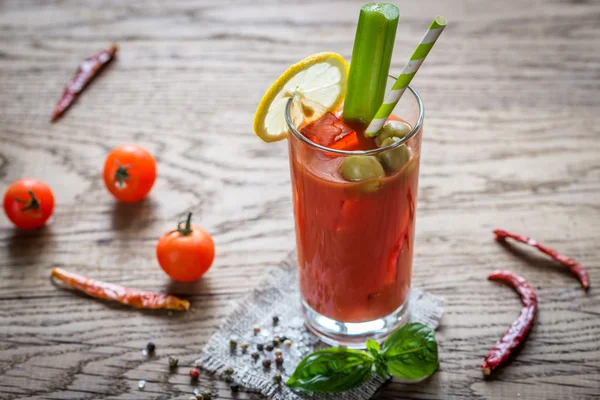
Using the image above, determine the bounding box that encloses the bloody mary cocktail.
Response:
[252,2,445,346]
[285,83,424,346]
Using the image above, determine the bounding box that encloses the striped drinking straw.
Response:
[365,16,447,137]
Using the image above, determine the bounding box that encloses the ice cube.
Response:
[300,113,355,147]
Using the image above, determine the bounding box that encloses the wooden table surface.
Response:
[1,0,599,399]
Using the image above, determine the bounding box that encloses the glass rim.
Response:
[285,78,424,156]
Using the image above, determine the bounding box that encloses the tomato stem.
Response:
[114,165,131,186]
[176,212,194,236]
[17,190,41,212]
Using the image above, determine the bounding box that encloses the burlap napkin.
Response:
[197,252,444,399]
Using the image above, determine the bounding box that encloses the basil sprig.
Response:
[285,348,373,392]
[286,323,438,393]
[381,322,439,380]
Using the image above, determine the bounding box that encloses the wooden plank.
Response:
[1,0,599,399]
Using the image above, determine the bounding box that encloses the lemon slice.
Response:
[253,52,349,142]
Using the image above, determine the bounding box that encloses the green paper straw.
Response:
[365,16,447,137]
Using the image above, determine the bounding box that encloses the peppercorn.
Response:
[189,368,200,380]
[274,349,283,356]
[168,355,179,369]
[251,352,260,360]
[275,355,283,366]
[272,316,279,325]
[240,342,249,352]
[146,342,156,353]
[280,336,288,342]
[256,343,264,351]
[253,325,261,335]
[272,336,281,346]
[266,344,274,352]
[273,374,282,384]
[262,359,271,368]
[283,339,292,349]
[229,339,237,350]
[230,383,239,393]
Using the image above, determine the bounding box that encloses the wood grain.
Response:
[1,0,599,399]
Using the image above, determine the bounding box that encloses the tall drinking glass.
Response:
[286,78,424,347]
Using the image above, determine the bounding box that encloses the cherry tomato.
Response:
[3,179,55,230]
[156,213,215,282]
[103,144,156,203]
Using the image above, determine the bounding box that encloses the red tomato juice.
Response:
[289,113,421,323]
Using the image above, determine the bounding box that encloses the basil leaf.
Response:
[366,338,388,378]
[381,322,438,380]
[366,338,380,356]
[286,348,373,392]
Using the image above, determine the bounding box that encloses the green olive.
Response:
[360,179,383,193]
[377,121,412,145]
[339,155,385,182]
[377,137,410,172]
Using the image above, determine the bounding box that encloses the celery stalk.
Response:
[343,3,399,131]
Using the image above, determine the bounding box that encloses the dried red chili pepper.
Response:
[481,270,537,376]
[51,267,189,310]
[51,43,118,122]
[494,228,590,290]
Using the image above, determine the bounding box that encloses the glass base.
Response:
[302,297,409,349]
